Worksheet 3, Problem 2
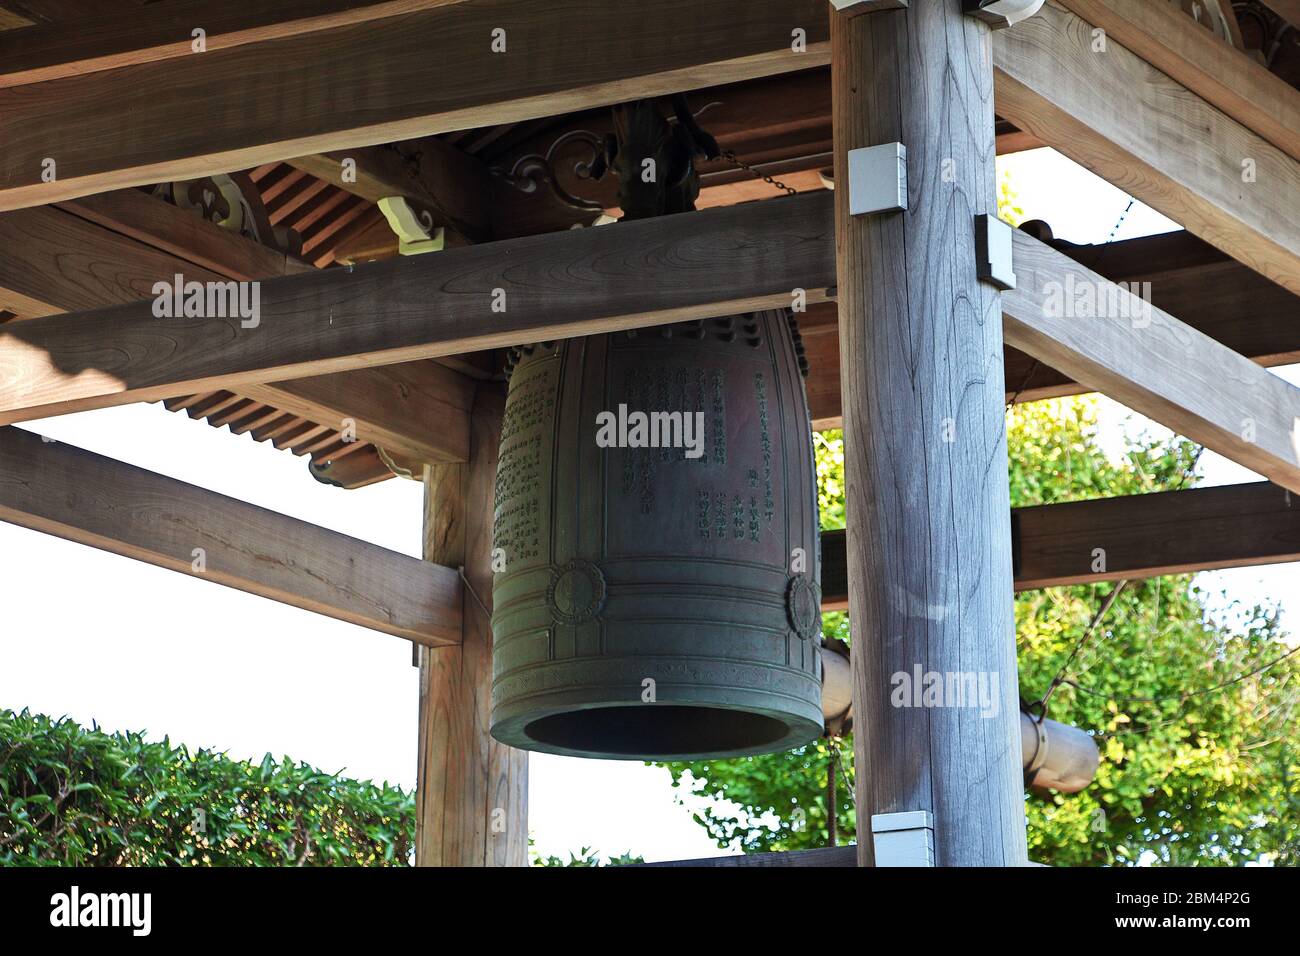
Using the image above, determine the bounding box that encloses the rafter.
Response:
[801,230,1300,429]
[288,139,492,242]
[992,0,1300,295]
[1004,230,1300,494]
[1056,0,1300,162]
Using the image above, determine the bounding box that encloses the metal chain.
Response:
[828,735,856,807]
[721,148,797,196]
[826,739,838,847]
[1107,196,1137,242]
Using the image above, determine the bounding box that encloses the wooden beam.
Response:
[833,4,1025,866]
[0,8,33,31]
[416,386,527,866]
[0,192,836,423]
[0,0,829,210]
[57,188,309,281]
[643,846,858,867]
[801,230,1300,429]
[0,204,208,317]
[240,363,473,465]
[0,1,130,29]
[821,481,1300,606]
[1013,480,1300,591]
[15,190,1295,460]
[0,0,466,88]
[288,139,491,242]
[0,202,473,463]
[1268,0,1300,27]
[1004,230,1300,495]
[1056,0,1300,162]
[992,0,1300,296]
[0,425,461,644]
[834,0,909,13]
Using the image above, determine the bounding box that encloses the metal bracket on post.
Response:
[871,811,935,866]
[828,0,907,15]
[962,0,1046,29]
[847,143,907,217]
[974,213,1017,290]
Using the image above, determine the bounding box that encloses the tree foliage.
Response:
[0,708,413,866]
[664,398,1300,864]
[531,844,644,867]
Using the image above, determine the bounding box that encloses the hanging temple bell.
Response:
[488,97,824,761]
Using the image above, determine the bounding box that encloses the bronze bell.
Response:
[489,310,823,760]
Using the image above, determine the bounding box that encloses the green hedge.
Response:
[0,708,413,866]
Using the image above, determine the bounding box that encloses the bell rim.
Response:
[490,694,824,762]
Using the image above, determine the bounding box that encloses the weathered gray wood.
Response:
[1004,231,1300,495]
[801,231,1300,429]
[416,387,527,866]
[820,481,1300,605]
[833,3,1025,866]
[0,425,461,644]
[992,0,1300,296]
[1055,0,1300,163]
[0,193,835,424]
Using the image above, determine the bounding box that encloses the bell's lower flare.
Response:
[490,310,823,761]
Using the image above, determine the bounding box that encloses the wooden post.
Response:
[416,383,528,866]
[831,1,1027,865]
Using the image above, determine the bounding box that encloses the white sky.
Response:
[0,148,1293,863]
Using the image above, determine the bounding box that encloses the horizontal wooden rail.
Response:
[821,481,1300,607]
[4,193,1296,494]
[0,192,836,422]
[0,426,461,645]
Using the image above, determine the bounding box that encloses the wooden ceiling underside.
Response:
[1,0,1298,489]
